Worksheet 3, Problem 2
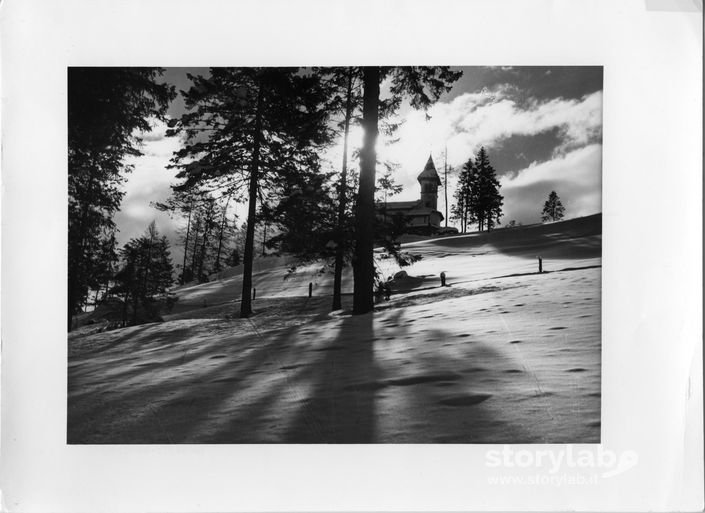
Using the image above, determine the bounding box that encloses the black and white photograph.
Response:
[67,66,603,444]
[2,1,702,511]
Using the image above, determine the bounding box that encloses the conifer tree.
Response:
[167,68,333,318]
[353,66,462,314]
[451,157,475,233]
[262,161,337,260]
[154,189,200,284]
[320,68,364,311]
[541,190,566,222]
[68,67,175,330]
[473,147,503,232]
[113,221,174,325]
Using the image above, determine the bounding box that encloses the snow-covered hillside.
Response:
[68,214,601,443]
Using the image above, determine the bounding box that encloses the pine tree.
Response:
[262,161,337,260]
[154,188,201,284]
[213,194,235,273]
[112,221,174,326]
[353,66,463,314]
[473,147,503,232]
[451,158,475,233]
[319,68,364,311]
[541,190,566,222]
[167,68,333,318]
[68,67,175,330]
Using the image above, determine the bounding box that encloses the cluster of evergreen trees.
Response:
[451,151,568,232]
[112,221,176,326]
[67,65,576,332]
[68,67,176,330]
[67,66,462,329]
[451,147,504,233]
[154,191,241,284]
[164,66,462,317]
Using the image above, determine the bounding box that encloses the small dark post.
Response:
[253,287,256,301]
[538,256,543,274]
[308,282,313,298]
[440,271,447,287]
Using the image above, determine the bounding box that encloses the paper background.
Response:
[1,0,702,511]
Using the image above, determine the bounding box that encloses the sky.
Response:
[113,66,602,253]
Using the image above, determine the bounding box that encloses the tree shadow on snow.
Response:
[282,312,377,443]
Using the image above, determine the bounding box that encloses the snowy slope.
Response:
[68,214,601,443]
[169,214,600,310]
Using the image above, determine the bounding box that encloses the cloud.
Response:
[499,143,602,224]
[368,87,602,212]
[114,118,183,249]
[114,71,603,250]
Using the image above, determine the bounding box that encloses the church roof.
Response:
[417,154,442,185]
[382,200,421,210]
[378,200,443,219]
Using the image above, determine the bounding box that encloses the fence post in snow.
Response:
[309,282,313,298]
[253,288,256,301]
[538,256,543,274]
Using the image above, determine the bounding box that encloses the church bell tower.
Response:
[417,154,442,210]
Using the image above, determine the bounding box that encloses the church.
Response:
[378,155,444,233]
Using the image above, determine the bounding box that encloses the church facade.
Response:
[379,155,444,233]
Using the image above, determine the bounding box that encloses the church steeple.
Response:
[417,154,441,210]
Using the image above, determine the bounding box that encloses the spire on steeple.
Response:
[417,154,442,185]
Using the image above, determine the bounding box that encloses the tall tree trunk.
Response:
[181,198,193,283]
[332,70,355,311]
[214,195,231,273]
[240,78,264,318]
[197,203,214,281]
[190,223,200,279]
[352,67,379,315]
[141,230,155,300]
[444,147,448,228]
